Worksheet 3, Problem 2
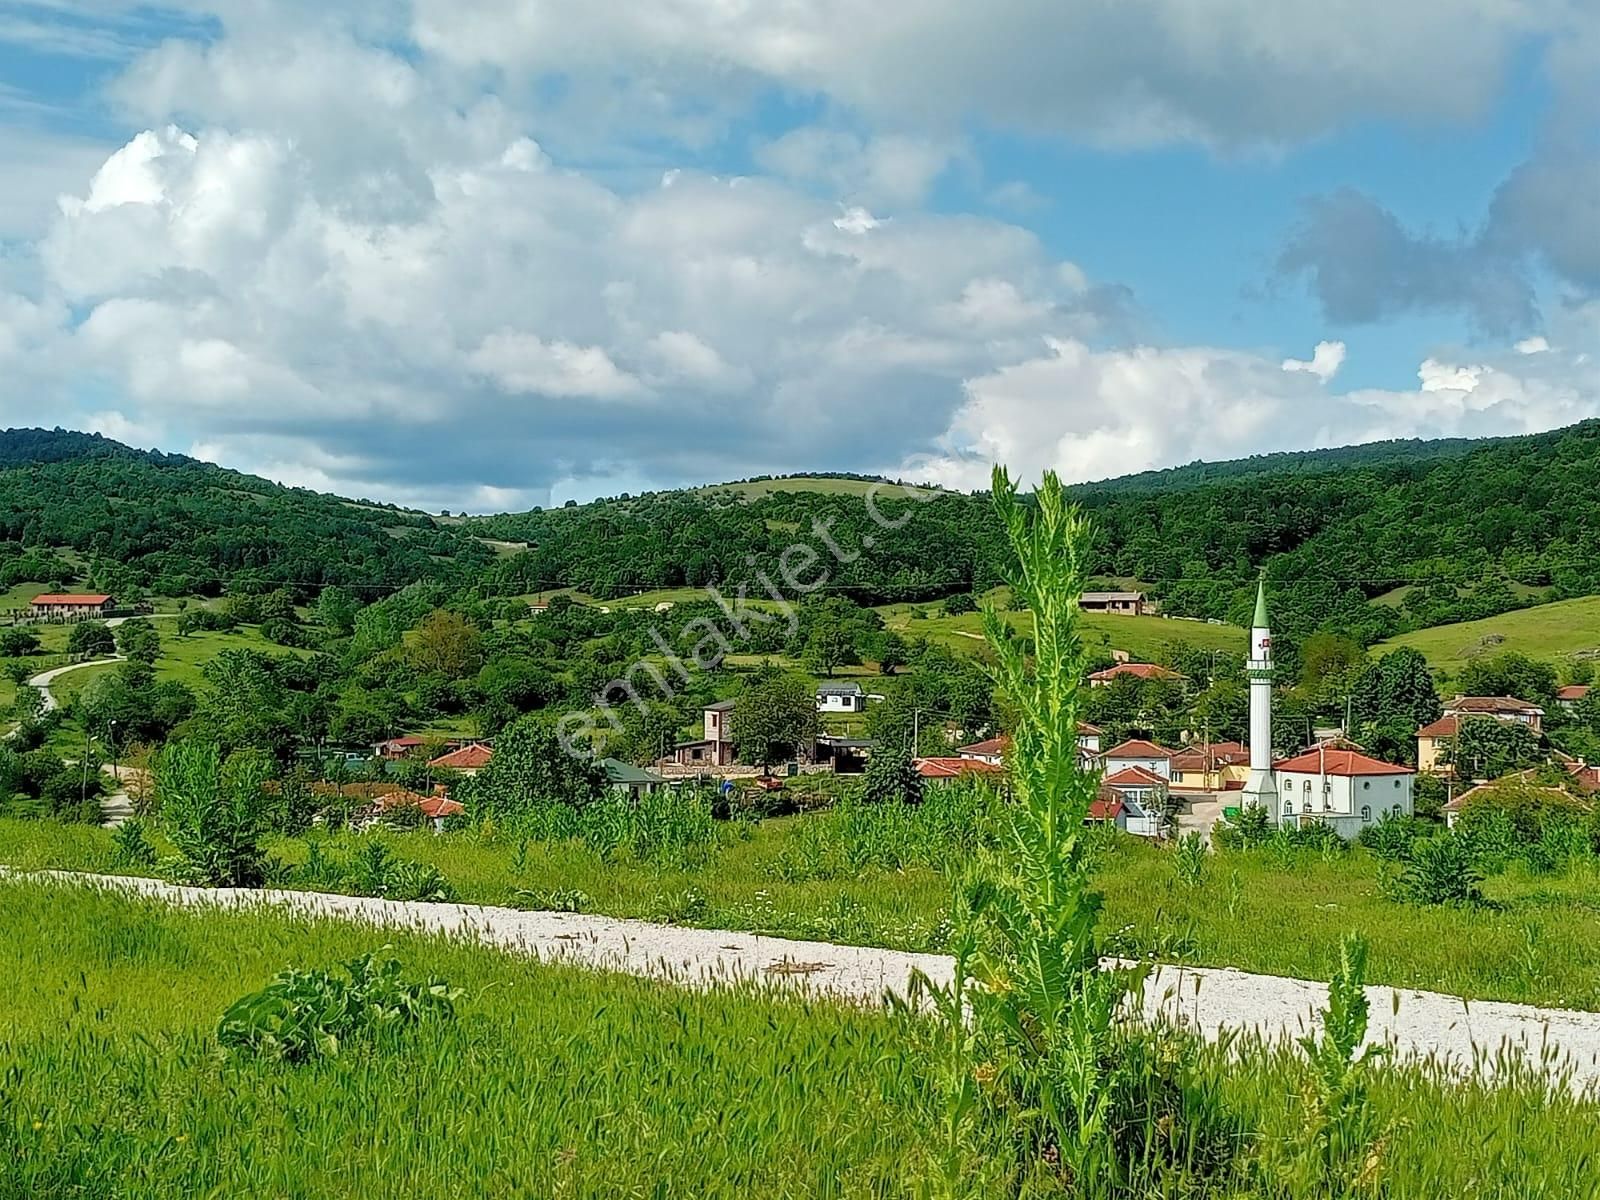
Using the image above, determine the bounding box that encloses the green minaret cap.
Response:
[1252,573,1269,629]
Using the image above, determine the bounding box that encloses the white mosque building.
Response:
[1240,577,1415,838]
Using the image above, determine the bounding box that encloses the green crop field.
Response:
[7,877,1600,1197]
[1376,595,1600,678]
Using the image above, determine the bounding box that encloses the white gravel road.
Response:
[25,655,122,712]
[18,869,1600,1093]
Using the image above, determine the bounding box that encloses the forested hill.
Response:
[469,420,1600,647]
[0,428,493,599]
[7,420,1600,650]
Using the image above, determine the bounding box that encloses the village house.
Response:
[29,593,114,621]
[664,699,738,768]
[957,724,1101,769]
[1444,694,1545,731]
[1168,741,1250,791]
[1100,738,1178,780]
[815,681,866,713]
[1087,787,1161,837]
[1417,695,1547,774]
[373,735,429,760]
[427,743,494,775]
[1087,662,1186,688]
[914,756,1006,781]
[1272,746,1414,837]
[373,787,465,832]
[1078,590,1147,616]
[600,757,667,798]
[1557,684,1591,710]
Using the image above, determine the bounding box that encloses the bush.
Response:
[157,741,272,887]
[858,746,924,806]
[111,818,158,868]
[345,837,458,902]
[1213,804,1270,850]
[1356,811,1427,863]
[1389,833,1484,906]
[217,951,460,1063]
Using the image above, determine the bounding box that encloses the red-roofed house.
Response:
[1415,715,1460,775]
[1443,695,1544,731]
[1101,738,1178,780]
[1169,741,1250,791]
[958,724,1101,768]
[1087,786,1161,837]
[1419,697,1547,775]
[1087,663,1186,688]
[373,736,429,760]
[915,756,1006,781]
[1272,745,1413,836]
[375,787,465,831]
[1088,789,1124,824]
[30,593,114,620]
[429,743,494,774]
[1558,685,1592,711]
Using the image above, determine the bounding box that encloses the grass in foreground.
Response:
[5,880,1600,1198]
[16,810,1600,1010]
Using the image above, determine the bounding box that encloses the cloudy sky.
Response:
[2,0,1599,510]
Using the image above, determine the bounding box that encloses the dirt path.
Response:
[25,655,123,712]
[14,868,1600,1092]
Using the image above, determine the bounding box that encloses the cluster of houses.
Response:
[366,579,1596,843]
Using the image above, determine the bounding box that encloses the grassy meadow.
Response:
[1376,594,1600,679]
[15,801,1600,1009]
[876,600,1246,663]
[7,877,1600,1197]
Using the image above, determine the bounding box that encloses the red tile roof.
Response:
[376,789,466,819]
[1171,741,1250,770]
[1273,747,1412,777]
[31,593,111,605]
[1103,738,1177,761]
[1103,765,1167,789]
[1559,685,1592,702]
[1088,663,1186,683]
[1417,716,1459,738]
[1087,793,1124,821]
[429,743,494,769]
[915,756,1005,779]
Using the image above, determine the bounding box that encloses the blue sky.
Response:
[0,1,1597,508]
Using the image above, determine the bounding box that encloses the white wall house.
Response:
[816,682,866,713]
[1101,739,1176,781]
[1272,747,1414,838]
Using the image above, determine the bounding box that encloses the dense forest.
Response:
[0,429,492,599]
[5,421,1600,652]
[471,420,1600,647]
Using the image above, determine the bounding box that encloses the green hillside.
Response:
[1375,595,1600,679]
[878,601,1246,662]
[699,475,946,501]
[0,427,492,601]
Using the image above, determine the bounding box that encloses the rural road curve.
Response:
[26,655,123,712]
[16,868,1600,1092]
